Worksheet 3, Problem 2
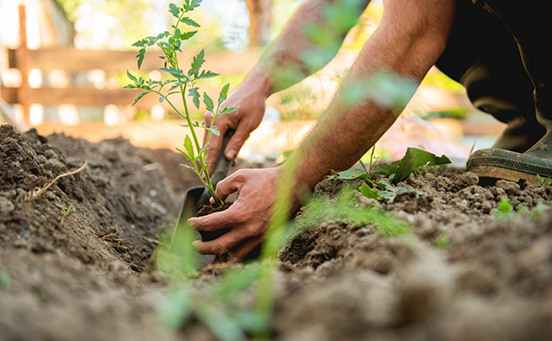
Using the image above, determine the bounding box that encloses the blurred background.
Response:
[0,0,505,163]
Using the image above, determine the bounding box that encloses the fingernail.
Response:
[187,218,196,228]
[192,240,201,250]
[227,149,236,160]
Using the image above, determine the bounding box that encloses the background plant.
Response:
[125,0,237,204]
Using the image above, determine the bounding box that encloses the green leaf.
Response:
[132,92,148,106]
[374,148,450,185]
[176,147,194,161]
[331,168,371,180]
[180,17,200,28]
[360,183,381,200]
[160,67,185,79]
[374,161,400,178]
[136,48,146,69]
[189,87,200,109]
[218,83,230,107]
[392,148,450,184]
[189,49,205,76]
[197,70,219,79]
[208,126,220,136]
[203,92,214,112]
[219,106,239,115]
[187,0,202,11]
[132,38,148,47]
[184,135,195,159]
[177,30,198,41]
[169,3,180,18]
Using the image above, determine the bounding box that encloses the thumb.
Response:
[225,126,251,160]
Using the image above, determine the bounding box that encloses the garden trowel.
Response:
[171,129,235,267]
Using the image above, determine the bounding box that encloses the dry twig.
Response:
[26,161,88,202]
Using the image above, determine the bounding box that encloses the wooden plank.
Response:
[17,5,30,124]
[1,85,222,112]
[21,47,262,74]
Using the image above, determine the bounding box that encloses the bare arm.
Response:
[204,0,370,167]
[191,0,457,259]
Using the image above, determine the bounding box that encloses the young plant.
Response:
[125,0,237,205]
[374,147,451,185]
[55,199,73,227]
[360,180,426,203]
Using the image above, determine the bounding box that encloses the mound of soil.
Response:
[0,125,200,340]
[274,169,552,341]
[2,123,552,341]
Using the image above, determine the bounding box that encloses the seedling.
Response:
[125,0,237,205]
[536,174,551,190]
[360,180,426,203]
[330,147,450,184]
[374,147,451,185]
[493,197,513,219]
[0,270,10,290]
[434,230,451,249]
[55,199,73,226]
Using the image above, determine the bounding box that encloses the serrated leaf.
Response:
[331,168,371,180]
[132,38,148,47]
[197,70,219,80]
[184,135,195,159]
[169,3,180,18]
[187,0,202,11]
[178,30,197,41]
[208,126,220,136]
[136,48,146,69]
[219,106,239,115]
[156,31,170,40]
[188,87,200,109]
[126,71,138,84]
[189,49,205,76]
[159,67,185,80]
[218,83,230,107]
[132,92,148,107]
[180,17,200,27]
[203,92,214,112]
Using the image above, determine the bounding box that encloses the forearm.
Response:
[240,0,370,99]
[290,0,457,198]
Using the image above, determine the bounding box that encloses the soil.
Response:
[2,124,552,341]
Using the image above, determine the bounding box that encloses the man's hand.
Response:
[188,167,281,260]
[203,73,270,174]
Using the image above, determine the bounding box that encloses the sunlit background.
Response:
[0,0,503,162]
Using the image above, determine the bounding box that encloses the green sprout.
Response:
[125,0,237,205]
[536,174,551,190]
[0,270,10,290]
[494,197,513,219]
[55,199,73,226]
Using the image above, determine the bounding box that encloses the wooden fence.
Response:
[1,5,261,125]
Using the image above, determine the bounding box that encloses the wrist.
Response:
[240,67,274,99]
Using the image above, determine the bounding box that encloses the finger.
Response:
[214,171,244,201]
[192,227,256,255]
[224,124,251,161]
[233,235,264,260]
[187,198,242,232]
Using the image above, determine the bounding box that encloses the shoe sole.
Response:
[466,148,552,185]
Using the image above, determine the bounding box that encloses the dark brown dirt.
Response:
[2,123,552,341]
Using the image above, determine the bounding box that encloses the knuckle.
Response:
[243,225,259,238]
[210,242,226,256]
